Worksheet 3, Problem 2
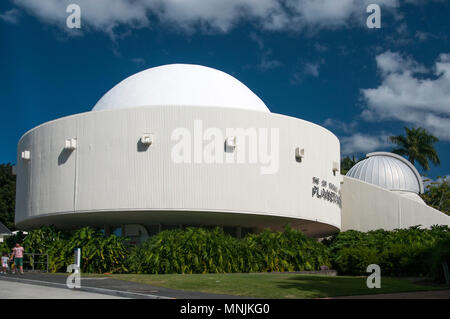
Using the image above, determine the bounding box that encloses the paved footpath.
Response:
[0,272,248,299]
[0,280,125,299]
[332,290,450,299]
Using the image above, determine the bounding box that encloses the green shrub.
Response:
[22,226,67,271]
[14,224,450,279]
[245,226,331,272]
[5,231,26,249]
[428,235,450,283]
[378,243,431,276]
[0,241,9,255]
[128,227,242,274]
[332,246,379,275]
[22,226,129,273]
[326,225,450,277]
[64,227,129,273]
[23,226,65,254]
[128,226,330,274]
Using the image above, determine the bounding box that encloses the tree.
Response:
[421,177,450,215]
[341,155,357,175]
[389,127,440,171]
[0,163,16,230]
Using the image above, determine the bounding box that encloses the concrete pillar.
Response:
[236,226,242,239]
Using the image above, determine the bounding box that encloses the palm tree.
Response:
[389,127,440,171]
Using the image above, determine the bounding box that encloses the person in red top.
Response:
[10,243,24,275]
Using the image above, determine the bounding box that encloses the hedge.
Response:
[2,226,130,273]
[3,224,450,282]
[325,225,450,278]
[127,226,331,274]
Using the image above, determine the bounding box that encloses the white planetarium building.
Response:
[14,64,450,242]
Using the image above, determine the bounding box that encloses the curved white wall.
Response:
[15,106,341,237]
[341,176,450,232]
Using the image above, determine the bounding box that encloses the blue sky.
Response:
[1,0,449,178]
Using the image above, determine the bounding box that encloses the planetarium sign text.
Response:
[312,177,342,208]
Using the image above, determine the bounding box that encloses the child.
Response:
[1,253,8,274]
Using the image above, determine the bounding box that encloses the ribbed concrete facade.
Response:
[341,176,450,232]
[15,105,342,237]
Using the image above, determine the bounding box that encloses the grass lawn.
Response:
[82,273,446,298]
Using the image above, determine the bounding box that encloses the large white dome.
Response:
[346,152,424,194]
[92,64,270,112]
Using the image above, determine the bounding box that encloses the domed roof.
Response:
[92,64,270,113]
[346,152,424,194]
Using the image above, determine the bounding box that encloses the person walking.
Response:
[1,253,9,274]
[10,243,24,275]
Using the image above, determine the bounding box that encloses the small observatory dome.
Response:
[92,64,270,113]
[346,152,424,195]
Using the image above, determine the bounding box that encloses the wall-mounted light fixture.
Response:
[295,147,305,162]
[140,134,154,146]
[225,136,236,152]
[21,150,31,160]
[64,138,77,151]
[332,161,340,176]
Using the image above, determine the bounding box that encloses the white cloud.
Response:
[414,30,435,42]
[291,59,325,83]
[249,33,282,71]
[303,62,320,77]
[0,8,21,23]
[258,54,283,71]
[323,118,357,134]
[375,50,427,76]
[14,0,149,36]
[131,57,146,66]
[361,51,450,140]
[341,133,392,155]
[314,43,328,53]
[13,0,402,35]
[282,0,400,29]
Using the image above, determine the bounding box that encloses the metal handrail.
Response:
[22,253,49,273]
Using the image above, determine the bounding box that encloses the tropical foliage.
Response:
[421,177,450,214]
[428,235,450,283]
[0,241,9,255]
[0,163,15,230]
[340,155,358,175]
[325,226,450,279]
[15,226,129,273]
[3,225,450,282]
[63,227,129,273]
[5,231,26,249]
[245,228,331,272]
[128,227,244,274]
[128,226,330,274]
[389,127,440,171]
